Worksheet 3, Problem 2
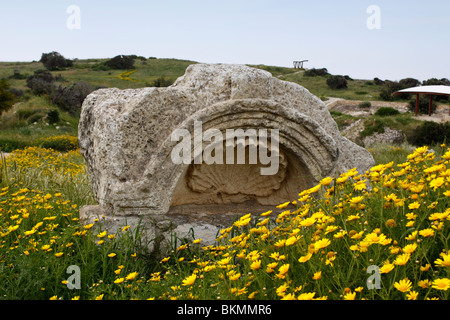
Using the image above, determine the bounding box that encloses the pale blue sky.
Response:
[1,0,449,81]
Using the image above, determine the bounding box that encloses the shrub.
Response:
[0,138,28,152]
[0,80,15,115]
[152,75,174,87]
[375,107,400,116]
[304,68,329,77]
[409,121,450,146]
[373,77,384,85]
[399,77,421,89]
[37,135,79,151]
[422,78,450,102]
[326,75,347,89]
[408,96,437,115]
[360,118,385,138]
[40,52,73,71]
[26,70,55,96]
[358,101,372,109]
[47,109,60,124]
[52,81,93,115]
[104,55,135,70]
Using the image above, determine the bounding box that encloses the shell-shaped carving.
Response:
[187,141,288,198]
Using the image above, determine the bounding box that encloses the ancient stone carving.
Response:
[78,64,375,252]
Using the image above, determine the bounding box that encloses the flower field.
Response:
[0,145,449,300]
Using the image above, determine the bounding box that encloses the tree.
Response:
[326,75,347,89]
[104,55,135,69]
[0,80,15,114]
[52,81,93,115]
[26,70,55,95]
[40,51,73,71]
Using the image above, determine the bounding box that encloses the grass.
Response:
[280,72,390,101]
[0,143,449,300]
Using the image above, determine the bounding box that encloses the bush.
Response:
[0,80,15,115]
[52,81,94,115]
[26,70,55,96]
[326,75,347,89]
[47,109,60,124]
[408,96,437,115]
[40,52,73,71]
[373,77,384,85]
[360,118,385,138]
[304,68,329,77]
[152,75,174,87]
[0,138,28,152]
[375,107,400,116]
[104,55,135,69]
[422,78,450,102]
[37,135,79,151]
[409,121,450,146]
[358,101,371,109]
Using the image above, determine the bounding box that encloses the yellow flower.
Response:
[41,244,51,252]
[285,235,299,246]
[394,253,410,266]
[429,177,445,190]
[402,243,418,254]
[250,260,261,271]
[380,263,395,274]
[405,231,418,241]
[394,278,412,293]
[432,278,450,291]
[54,252,64,258]
[434,252,450,268]
[333,230,347,239]
[353,180,367,191]
[276,201,290,209]
[313,238,331,252]
[182,274,197,286]
[114,278,125,284]
[278,264,290,276]
[419,228,435,238]
[108,253,116,258]
[408,202,420,210]
[420,264,431,272]
[343,292,356,300]
[97,231,107,238]
[349,196,364,205]
[298,253,313,263]
[94,294,104,300]
[83,223,94,230]
[300,216,316,227]
[319,177,333,186]
[276,283,289,297]
[125,271,139,281]
[418,279,431,288]
[260,210,272,217]
[406,291,419,300]
[312,271,322,280]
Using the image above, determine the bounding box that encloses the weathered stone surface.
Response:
[363,127,406,147]
[78,63,375,252]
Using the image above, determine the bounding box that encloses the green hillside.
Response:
[0,56,447,152]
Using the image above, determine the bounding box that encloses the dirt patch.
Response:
[326,97,450,123]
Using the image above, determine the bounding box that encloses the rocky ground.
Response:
[325,97,449,147]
